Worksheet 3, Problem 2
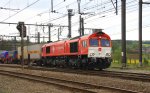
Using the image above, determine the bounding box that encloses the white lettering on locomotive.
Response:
[88,47,111,58]
[90,53,95,56]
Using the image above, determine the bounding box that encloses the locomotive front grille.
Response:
[88,47,111,58]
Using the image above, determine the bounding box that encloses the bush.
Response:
[143,58,149,65]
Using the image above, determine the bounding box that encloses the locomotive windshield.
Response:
[90,39,98,47]
[101,39,110,47]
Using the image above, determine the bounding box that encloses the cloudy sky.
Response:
[0,0,150,42]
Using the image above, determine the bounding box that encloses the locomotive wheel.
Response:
[87,62,94,70]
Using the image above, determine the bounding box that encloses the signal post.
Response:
[16,22,26,69]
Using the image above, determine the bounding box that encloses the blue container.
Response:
[0,51,8,58]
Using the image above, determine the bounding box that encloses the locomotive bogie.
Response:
[88,57,111,69]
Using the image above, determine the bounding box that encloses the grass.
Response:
[143,44,150,47]
[111,61,150,70]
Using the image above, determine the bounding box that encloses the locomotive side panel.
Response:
[79,36,89,55]
[43,41,66,57]
[54,41,66,56]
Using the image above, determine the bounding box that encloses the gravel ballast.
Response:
[0,66,150,93]
[0,75,74,93]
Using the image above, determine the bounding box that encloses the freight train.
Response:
[1,30,112,70]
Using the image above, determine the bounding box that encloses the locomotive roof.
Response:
[69,36,81,40]
[69,31,105,40]
[42,31,109,47]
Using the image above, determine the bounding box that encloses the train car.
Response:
[27,44,44,65]
[8,50,18,64]
[0,50,9,63]
[42,30,112,70]
[17,46,28,64]
[17,44,44,65]
[0,50,4,63]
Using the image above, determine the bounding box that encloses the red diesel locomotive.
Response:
[41,30,112,70]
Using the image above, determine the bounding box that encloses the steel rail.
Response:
[0,64,150,82]
[30,66,150,82]
[0,69,139,93]
[99,70,150,82]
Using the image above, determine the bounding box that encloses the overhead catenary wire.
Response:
[2,0,11,7]
[0,0,40,22]
[110,24,150,36]
[37,0,149,34]
[23,0,76,24]
[0,0,150,41]
[26,0,100,25]
[24,0,117,26]
[24,1,77,21]
[0,0,142,28]
[70,0,150,37]
[81,0,149,25]
[0,22,68,27]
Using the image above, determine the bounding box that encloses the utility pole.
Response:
[27,36,30,67]
[121,0,126,68]
[14,36,17,50]
[81,18,84,36]
[138,0,150,67]
[27,36,30,44]
[37,32,40,44]
[58,28,60,41]
[68,9,73,38]
[43,36,45,42]
[51,0,53,12]
[48,24,52,42]
[21,23,24,69]
[116,0,118,15]
[139,0,142,67]
[77,0,82,36]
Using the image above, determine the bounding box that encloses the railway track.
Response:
[31,66,150,82]
[0,64,150,82]
[98,70,150,82]
[0,69,139,93]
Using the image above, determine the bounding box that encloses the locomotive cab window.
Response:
[46,46,50,54]
[82,40,87,48]
[101,39,110,47]
[90,39,98,47]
